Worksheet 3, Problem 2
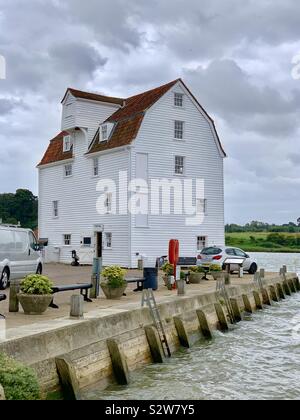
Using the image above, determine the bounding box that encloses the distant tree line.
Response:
[226,220,300,233]
[0,189,38,230]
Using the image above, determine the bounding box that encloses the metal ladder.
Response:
[216,277,236,324]
[142,289,171,357]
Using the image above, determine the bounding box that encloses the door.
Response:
[96,232,103,258]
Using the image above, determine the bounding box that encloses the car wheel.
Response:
[0,267,10,290]
[36,264,43,275]
[248,263,258,275]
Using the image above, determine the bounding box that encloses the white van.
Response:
[0,225,43,290]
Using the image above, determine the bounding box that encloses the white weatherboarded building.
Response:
[38,79,226,267]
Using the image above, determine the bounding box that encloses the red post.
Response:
[169,239,179,289]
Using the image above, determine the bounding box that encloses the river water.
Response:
[84,253,300,401]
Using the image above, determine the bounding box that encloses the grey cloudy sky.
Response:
[0,0,300,224]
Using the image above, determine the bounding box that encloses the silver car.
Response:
[0,225,43,290]
[197,246,258,274]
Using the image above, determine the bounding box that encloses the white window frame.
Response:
[63,135,72,152]
[174,155,185,175]
[101,124,108,142]
[53,201,59,218]
[174,120,184,140]
[174,93,184,107]
[197,236,207,251]
[93,157,99,177]
[63,234,71,246]
[197,198,207,214]
[64,163,73,177]
[105,192,112,213]
[104,232,112,249]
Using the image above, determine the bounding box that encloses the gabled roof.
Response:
[38,132,73,167]
[87,79,180,154]
[39,79,226,167]
[61,88,124,106]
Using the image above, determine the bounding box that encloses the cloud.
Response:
[0,0,299,224]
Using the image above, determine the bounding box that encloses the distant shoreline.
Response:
[225,231,300,254]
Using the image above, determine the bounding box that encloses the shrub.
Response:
[180,271,186,280]
[162,263,174,276]
[101,266,127,288]
[209,264,222,272]
[20,275,53,295]
[190,266,205,273]
[0,353,40,400]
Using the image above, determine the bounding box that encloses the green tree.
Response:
[0,189,38,229]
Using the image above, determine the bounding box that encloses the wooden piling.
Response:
[242,294,253,313]
[144,326,164,363]
[230,298,242,322]
[196,310,213,340]
[293,277,300,291]
[9,280,20,313]
[276,283,285,300]
[173,316,190,348]
[253,291,263,310]
[107,339,130,386]
[214,303,229,331]
[70,295,84,319]
[55,356,81,400]
[283,280,292,296]
[269,285,279,302]
[261,288,272,305]
[288,278,297,293]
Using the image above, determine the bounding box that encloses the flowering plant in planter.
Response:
[161,263,174,276]
[18,275,54,315]
[100,266,127,299]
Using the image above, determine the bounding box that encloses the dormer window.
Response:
[99,122,114,142]
[63,135,72,152]
[101,125,108,141]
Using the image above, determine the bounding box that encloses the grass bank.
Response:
[225,232,300,253]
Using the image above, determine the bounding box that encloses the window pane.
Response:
[102,125,108,140]
[83,237,92,246]
[15,231,28,252]
[0,230,15,252]
[53,201,58,217]
[197,236,207,250]
[29,232,37,250]
[174,93,183,107]
[234,249,247,257]
[174,121,184,139]
[65,164,72,177]
[105,233,112,248]
[175,156,184,174]
[64,234,71,245]
[93,158,99,176]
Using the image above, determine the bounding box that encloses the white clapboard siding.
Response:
[39,130,130,266]
[129,83,225,266]
[61,94,120,145]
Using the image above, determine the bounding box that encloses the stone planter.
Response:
[101,284,127,300]
[163,276,173,290]
[17,294,53,315]
[210,272,223,281]
[189,272,204,284]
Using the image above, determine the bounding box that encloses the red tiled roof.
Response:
[61,88,124,106]
[39,79,226,166]
[88,79,179,154]
[38,131,73,167]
